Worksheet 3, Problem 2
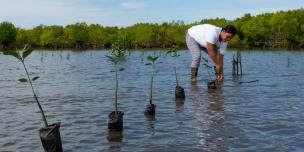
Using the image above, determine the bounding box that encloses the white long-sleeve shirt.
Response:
[188,24,228,55]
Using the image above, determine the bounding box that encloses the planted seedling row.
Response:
[2,37,220,151]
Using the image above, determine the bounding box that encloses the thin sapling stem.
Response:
[202,57,213,81]
[166,45,180,89]
[4,43,48,127]
[106,34,129,116]
[145,56,162,107]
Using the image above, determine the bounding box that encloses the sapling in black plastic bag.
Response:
[202,57,217,89]
[4,43,63,151]
[166,45,185,99]
[144,56,162,115]
[106,34,130,131]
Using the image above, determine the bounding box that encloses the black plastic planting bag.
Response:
[108,111,124,131]
[144,104,156,115]
[175,86,185,99]
[39,122,62,152]
[207,81,216,89]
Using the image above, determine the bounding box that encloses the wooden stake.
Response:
[232,54,235,75]
[237,51,239,75]
[239,49,242,75]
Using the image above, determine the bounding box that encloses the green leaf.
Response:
[22,48,34,60]
[3,51,22,61]
[32,76,39,81]
[19,78,28,82]
[158,62,163,64]
[117,55,128,62]
[166,51,172,55]
[22,42,29,51]
[105,55,114,62]
[110,70,116,72]
[153,57,159,61]
[147,56,154,61]
[145,63,152,65]
[118,68,124,71]
[178,54,181,57]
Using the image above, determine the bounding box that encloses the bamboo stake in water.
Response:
[237,51,239,75]
[115,63,118,115]
[239,49,242,75]
[232,54,235,75]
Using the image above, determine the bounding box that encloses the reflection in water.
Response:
[107,131,124,142]
[189,81,232,150]
[175,98,185,108]
[145,115,156,129]
[145,115,156,146]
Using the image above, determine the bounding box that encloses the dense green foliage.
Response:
[2,8,304,49]
[0,21,17,46]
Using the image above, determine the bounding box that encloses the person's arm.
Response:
[217,52,224,81]
[206,42,220,68]
[217,43,230,81]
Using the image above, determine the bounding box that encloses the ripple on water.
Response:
[1,49,304,151]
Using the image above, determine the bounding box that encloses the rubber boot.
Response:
[191,68,198,82]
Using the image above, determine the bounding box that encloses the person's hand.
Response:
[215,63,221,71]
[217,76,229,81]
[217,75,223,81]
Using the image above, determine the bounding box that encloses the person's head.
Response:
[220,25,236,42]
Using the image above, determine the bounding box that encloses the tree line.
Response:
[1,8,304,50]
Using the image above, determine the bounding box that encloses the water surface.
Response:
[0,49,304,151]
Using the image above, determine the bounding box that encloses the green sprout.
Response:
[166,45,181,89]
[106,48,128,116]
[202,57,214,81]
[145,56,162,107]
[3,43,48,127]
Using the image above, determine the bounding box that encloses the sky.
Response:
[0,0,303,29]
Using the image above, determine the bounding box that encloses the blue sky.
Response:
[0,0,302,29]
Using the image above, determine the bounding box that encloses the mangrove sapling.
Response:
[202,57,217,89]
[3,43,63,151]
[106,55,127,115]
[106,35,130,131]
[166,45,185,99]
[106,54,127,131]
[144,56,162,115]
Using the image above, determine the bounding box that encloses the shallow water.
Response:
[0,49,304,152]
